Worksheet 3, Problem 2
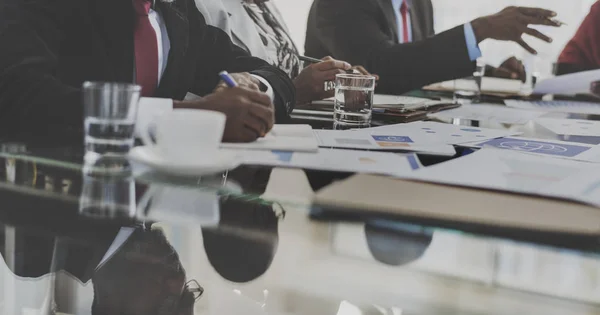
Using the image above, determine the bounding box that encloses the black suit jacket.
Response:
[305,0,475,94]
[0,0,295,140]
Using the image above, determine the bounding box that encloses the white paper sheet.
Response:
[533,69,600,95]
[221,124,318,152]
[313,129,457,156]
[469,136,600,163]
[228,148,422,177]
[426,77,523,94]
[357,121,521,145]
[407,148,600,207]
[535,118,600,136]
[429,104,543,125]
[505,99,600,115]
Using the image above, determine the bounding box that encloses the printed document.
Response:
[228,148,422,177]
[408,148,600,207]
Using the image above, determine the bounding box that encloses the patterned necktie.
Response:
[399,0,410,43]
[132,0,159,97]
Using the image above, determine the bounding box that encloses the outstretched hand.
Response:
[471,6,561,55]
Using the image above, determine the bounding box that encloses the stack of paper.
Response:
[313,129,457,156]
[313,121,520,156]
[358,121,521,145]
[407,148,600,207]
[221,124,318,152]
[424,77,523,95]
[228,149,422,177]
[505,99,600,115]
[533,69,600,96]
[535,117,600,136]
[428,103,544,125]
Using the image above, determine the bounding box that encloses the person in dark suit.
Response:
[305,1,561,94]
[0,0,296,143]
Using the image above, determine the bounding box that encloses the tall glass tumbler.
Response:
[453,57,486,104]
[334,74,376,127]
[83,82,142,159]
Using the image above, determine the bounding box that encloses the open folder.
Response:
[313,174,600,248]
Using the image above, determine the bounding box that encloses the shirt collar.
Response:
[393,0,411,10]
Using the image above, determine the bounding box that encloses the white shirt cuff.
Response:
[135,97,173,143]
[251,74,275,101]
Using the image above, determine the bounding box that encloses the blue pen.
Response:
[219,71,238,87]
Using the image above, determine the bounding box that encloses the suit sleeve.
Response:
[313,0,474,94]
[0,0,83,138]
[188,4,296,122]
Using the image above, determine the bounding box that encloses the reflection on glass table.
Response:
[2,124,600,315]
[1,161,600,315]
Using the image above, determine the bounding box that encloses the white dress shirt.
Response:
[391,0,413,43]
[136,8,275,139]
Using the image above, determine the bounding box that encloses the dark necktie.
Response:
[399,0,410,43]
[133,0,159,97]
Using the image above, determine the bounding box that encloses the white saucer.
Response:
[128,146,241,176]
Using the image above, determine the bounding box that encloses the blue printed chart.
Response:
[474,137,600,163]
[362,121,520,146]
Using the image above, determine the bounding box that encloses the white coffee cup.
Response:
[141,109,226,164]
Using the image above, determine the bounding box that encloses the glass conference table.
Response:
[1,104,600,315]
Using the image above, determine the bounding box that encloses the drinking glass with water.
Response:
[334,74,376,127]
[453,58,486,104]
[83,82,141,161]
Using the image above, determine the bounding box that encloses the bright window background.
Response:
[274,0,597,77]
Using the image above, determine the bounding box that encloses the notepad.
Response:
[221,124,319,152]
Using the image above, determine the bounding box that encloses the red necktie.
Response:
[399,0,410,43]
[133,0,159,97]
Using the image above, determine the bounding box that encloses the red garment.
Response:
[399,0,410,43]
[558,1,600,67]
[133,0,159,97]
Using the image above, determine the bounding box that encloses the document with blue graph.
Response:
[408,148,600,207]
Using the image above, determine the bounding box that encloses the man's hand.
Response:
[175,87,274,143]
[214,72,262,92]
[293,56,351,104]
[491,57,526,82]
[471,6,561,55]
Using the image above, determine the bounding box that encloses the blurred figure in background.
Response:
[197,0,375,105]
[306,1,561,94]
[556,1,600,75]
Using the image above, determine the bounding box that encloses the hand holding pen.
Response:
[215,71,262,92]
[216,71,275,139]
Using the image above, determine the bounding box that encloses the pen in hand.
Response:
[298,55,359,74]
[218,71,238,87]
[218,71,275,137]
